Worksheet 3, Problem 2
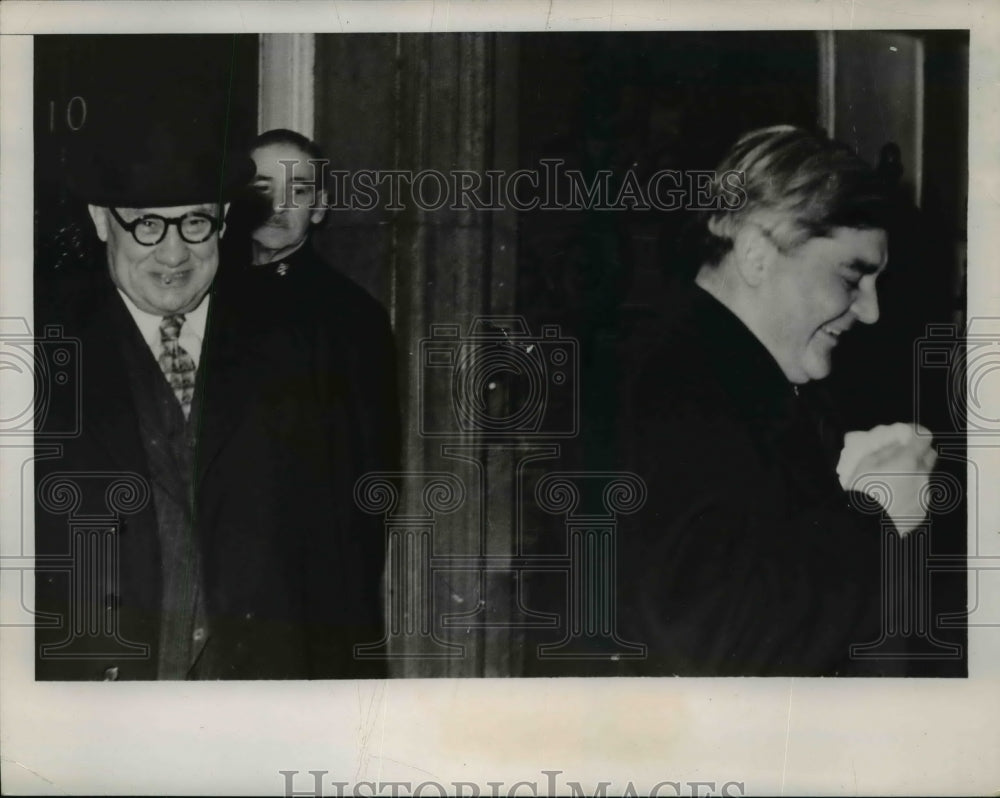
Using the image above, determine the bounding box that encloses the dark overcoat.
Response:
[34,253,397,680]
[615,283,905,676]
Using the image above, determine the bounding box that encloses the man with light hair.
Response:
[617,126,936,676]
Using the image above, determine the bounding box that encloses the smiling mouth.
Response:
[820,324,848,342]
[155,271,191,287]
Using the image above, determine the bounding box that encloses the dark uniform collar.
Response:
[261,238,313,279]
[683,282,846,473]
[685,282,800,422]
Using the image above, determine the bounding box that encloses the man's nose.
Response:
[154,226,191,267]
[851,280,880,325]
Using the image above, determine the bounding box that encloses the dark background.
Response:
[35,31,969,677]
[34,34,259,272]
[508,31,968,677]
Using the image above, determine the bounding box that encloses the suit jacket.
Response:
[615,283,904,676]
[35,255,397,680]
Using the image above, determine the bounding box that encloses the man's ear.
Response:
[219,202,231,238]
[87,205,109,242]
[310,190,328,225]
[732,223,773,288]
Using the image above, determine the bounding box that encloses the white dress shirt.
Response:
[117,289,210,367]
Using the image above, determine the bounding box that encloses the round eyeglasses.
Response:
[109,207,221,246]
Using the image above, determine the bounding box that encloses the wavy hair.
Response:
[700,125,891,267]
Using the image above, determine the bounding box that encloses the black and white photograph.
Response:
[2,1,999,795]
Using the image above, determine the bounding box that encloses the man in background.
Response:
[233,128,400,669]
[236,127,400,510]
[617,126,937,676]
[248,128,330,270]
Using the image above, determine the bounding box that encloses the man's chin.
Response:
[803,354,833,382]
[252,230,293,249]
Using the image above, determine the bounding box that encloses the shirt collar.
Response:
[116,288,210,356]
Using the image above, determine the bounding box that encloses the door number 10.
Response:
[48,96,87,132]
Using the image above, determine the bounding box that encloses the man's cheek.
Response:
[807,339,834,378]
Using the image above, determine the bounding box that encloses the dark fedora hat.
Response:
[68,117,254,208]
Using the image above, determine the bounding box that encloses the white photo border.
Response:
[2,1,998,795]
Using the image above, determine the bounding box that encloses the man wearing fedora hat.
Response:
[34,119,387,680]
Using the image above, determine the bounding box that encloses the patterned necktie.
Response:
[158,314,196,419]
